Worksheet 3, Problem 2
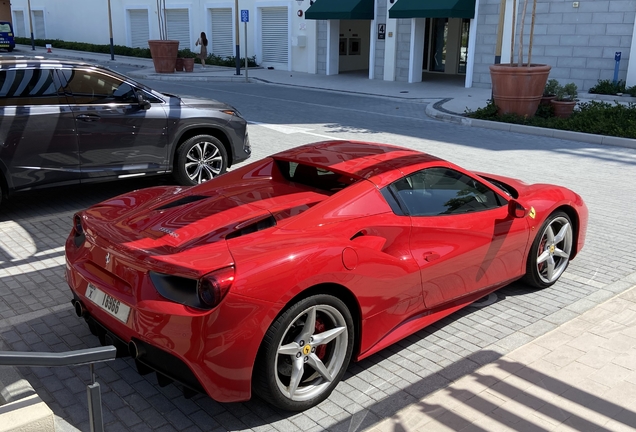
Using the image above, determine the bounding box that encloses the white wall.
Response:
[8,0,298,69]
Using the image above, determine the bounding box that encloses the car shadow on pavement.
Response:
[4,301,635,432]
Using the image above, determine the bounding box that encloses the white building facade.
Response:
[9,0,636,89]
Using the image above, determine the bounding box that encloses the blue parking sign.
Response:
[241,10,249,22]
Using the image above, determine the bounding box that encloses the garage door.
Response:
[32,10,45,39]
[210,8,233,58]
[261,7,288,66]
[12,11,26,37]
[166,9,190,50]
[128,9,149,48]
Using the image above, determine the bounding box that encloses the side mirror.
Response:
[508,199,527,218]
[137,93,151,110]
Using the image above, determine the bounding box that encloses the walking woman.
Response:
[195,32,208,68]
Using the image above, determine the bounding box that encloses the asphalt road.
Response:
[1,76,636,432]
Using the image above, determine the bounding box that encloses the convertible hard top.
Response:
[273,140,443,181]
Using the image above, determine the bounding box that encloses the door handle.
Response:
[423,252,440,262]
[76,114,100,122]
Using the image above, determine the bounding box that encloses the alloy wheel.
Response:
[184,141,224,184]
[536,216,573,284]
[274,305,348,402]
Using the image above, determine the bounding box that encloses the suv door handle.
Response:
[76,114,100,122]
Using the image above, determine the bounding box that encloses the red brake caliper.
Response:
[315,318,327,359]
[538,237,547,272]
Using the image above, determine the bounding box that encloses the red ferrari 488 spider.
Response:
[66,141,587,411]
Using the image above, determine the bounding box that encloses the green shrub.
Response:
[466,100,636,139]
[13,37,258,67]
[588,79,626,95]
[555,82,578,101]
[544,79,560,96]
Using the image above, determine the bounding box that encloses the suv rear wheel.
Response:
[174,135,228,186]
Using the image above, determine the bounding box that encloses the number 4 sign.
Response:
[378,23,386,40]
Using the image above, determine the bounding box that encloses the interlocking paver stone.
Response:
[2,72,636,432]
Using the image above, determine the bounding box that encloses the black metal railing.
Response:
[0,345,117,432]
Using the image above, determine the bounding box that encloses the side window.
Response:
[0,69,63,106]
[389,167,504,216]
[57,69,137,104]
[140,89,163,103]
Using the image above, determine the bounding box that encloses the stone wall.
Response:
[473,0,636,90]
[472,0,503,88]
[395,19,411,81]
[374,0,388,79]
[317,21,327,75]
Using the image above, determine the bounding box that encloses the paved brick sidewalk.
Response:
[367,282,636,432]
[2,77,636,431]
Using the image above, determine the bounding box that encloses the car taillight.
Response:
[197,266,235,308]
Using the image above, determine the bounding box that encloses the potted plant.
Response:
[551,83,578,118]
[148,0,179,73]
[541,79,560,105]
[175,53,184,72]
[183,57,195,72]
[489,0,551,117]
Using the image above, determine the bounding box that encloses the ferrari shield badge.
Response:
[529,207,536,219]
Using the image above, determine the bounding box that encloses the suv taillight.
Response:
[73,214,84,236]
[197,266,235,308]
[73,214,85,247]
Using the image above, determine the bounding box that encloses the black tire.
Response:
[0,180,5,209]
[253,294,354,411]
[174,135,228,186]
[523,211,573,289]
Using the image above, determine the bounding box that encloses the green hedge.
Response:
[588,79,636,97]
[466,100,636,139]
[14,37,258,67]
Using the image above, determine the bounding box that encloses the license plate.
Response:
[85,284,131,324]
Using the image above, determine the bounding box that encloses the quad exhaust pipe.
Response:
[128,339,146,359]
[72,299,86,318]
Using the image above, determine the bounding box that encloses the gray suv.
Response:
[0,57,251,207]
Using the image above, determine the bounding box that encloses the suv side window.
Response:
[57,69,137,104]
[0,68,63,106]
[388,167,504,216]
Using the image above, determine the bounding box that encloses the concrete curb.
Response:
[425,103,636,150]
[584,93,636,103]
[128,71,257,83]
[0,367,54,432]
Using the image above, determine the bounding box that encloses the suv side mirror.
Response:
[137,93,151,110]
[508,199,527,218]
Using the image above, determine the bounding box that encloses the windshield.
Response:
[0,23,12,33]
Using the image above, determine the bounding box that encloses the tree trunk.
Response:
[528,0,538,65]
[510,0,517,65]
[518,0,529,67]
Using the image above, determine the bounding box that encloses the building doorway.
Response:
[422,18,470,75]
[338,20,371,74]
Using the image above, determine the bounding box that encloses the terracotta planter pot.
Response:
[183,58,195,72]
[551,100,576,118]
[489,64,551,117]
[148,40,179,74]
[175,58,184,72]
[540,95,556,106]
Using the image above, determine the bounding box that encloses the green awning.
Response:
[389,0,475,19]
[305,0,374,20]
